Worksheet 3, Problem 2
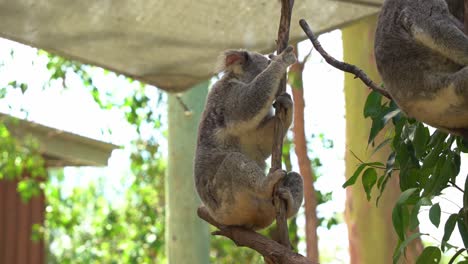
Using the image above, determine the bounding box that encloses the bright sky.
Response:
[0,28,466,263]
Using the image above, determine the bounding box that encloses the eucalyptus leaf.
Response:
[364,91,382,118]
[457,217,468,249]
[415,246,441,264]
[393,232,424,264]
[442,214,458,251]
[429,203,441,228]
[413,123,430,158]
[362,168,378,201]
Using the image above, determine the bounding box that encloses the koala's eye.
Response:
[243,52,249,62]
[267,60,271,65]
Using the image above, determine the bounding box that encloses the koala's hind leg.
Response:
[277,172,304,218]
[427,66,468,129]
[211,152,285,228]
[215,152,286,198]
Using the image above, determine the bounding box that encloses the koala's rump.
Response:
[397,83,468,129]
[213,190,275,230]
[194,150,276,229]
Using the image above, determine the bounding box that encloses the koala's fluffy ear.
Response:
[216,50,247,75]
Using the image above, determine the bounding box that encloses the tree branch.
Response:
[465,0,468,34]
[270,0,294,250]
[197,206,313,264]
[298,19,392,100]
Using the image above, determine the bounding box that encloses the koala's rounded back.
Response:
[375,0,462,98]
[374,0,468,133]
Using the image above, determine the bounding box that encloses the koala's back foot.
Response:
[278,172,304,218]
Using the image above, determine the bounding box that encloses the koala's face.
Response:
[242,52,270,79]
[221,50,270,81]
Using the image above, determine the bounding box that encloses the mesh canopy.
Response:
[0,0,381,92]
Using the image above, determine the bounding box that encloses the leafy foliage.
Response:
[346,91,468,263]
[0,76,45,200]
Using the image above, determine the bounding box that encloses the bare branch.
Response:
[299,19,392,100]
[270,0,294,250]
[197,206,313,264]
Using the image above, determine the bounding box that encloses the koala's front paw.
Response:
[274,93,293,110]
[279,45,297,66]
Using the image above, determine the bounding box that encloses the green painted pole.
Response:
[166,81,210,264]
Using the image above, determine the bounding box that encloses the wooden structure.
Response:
[0,114,118,264]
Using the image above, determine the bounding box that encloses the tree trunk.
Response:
[166,81,210,264]
[342,15,423,264]
[289,61,319,263]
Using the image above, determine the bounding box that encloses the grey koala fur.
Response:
[194,46,304,230]
[375,0,468,136]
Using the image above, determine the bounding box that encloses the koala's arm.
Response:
[258,93,294,133]
[409,11,468,65]
[224,60,292,135]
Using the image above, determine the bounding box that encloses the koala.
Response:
[194,46,304,230]
[374,0,468,136]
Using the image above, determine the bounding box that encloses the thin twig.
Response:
[464,0,468,34]
[448,248,466,264]
[449,181,464,193]
[175,94,192,116]
[298,19,392,100]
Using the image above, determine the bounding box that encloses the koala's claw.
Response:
[274,93,293,110]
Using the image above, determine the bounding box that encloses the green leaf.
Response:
[456,137,468,153]
[442,214,458,251]
[364,91,382,118]
[429,203,441,228]
[457,217,468,249]
[413,123,430,158]
[423,155,447,197]
[0,87,6,99]
[371,138,392,156]
[393,188,418,240]
[396,188,418,206]
[410,197,431,230]
[383,109,401,125]
[421,140,444,171]
[19,83,28,93]
[368,116,385,144]
[343,162,383,188]
[362,168,377,201]
[393,232,424,264]
[428,130,448,147]
[8,80,17,87]
[415,246,441,264]
[343,163,366,188]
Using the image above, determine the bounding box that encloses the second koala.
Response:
[375,0,468,135]
[194,46,304,230]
